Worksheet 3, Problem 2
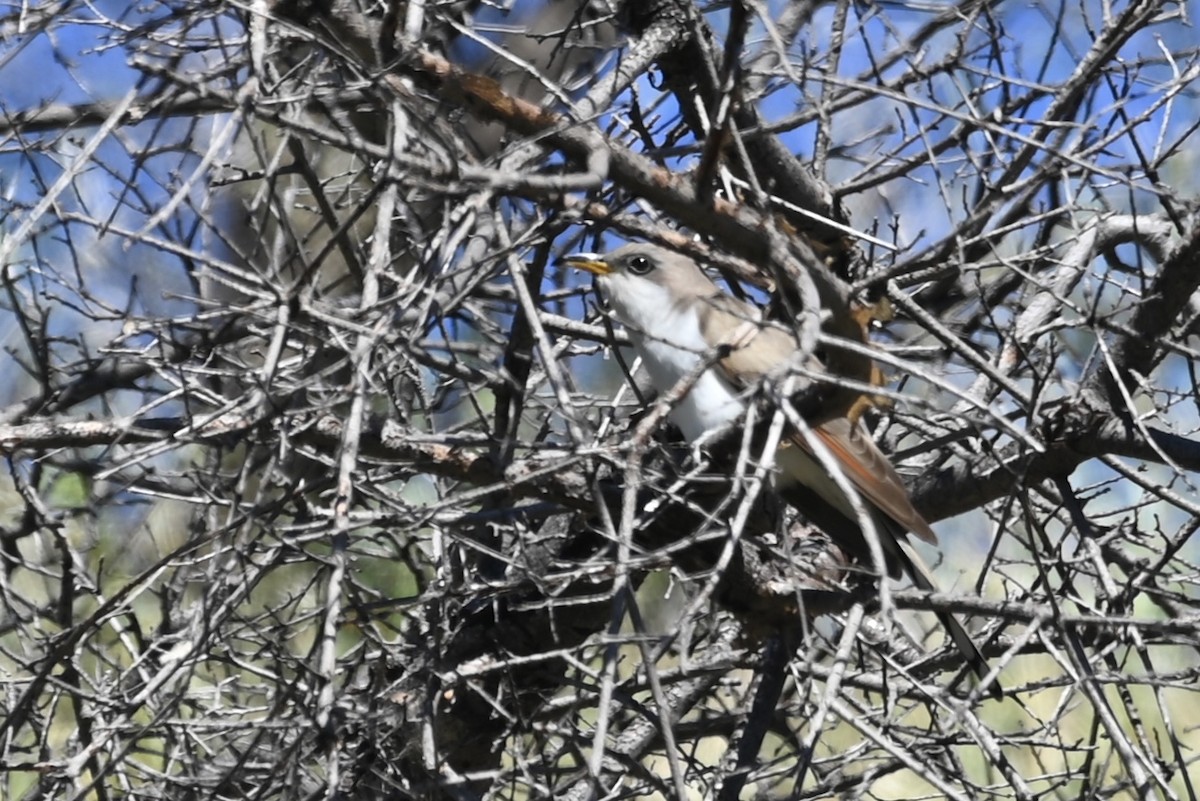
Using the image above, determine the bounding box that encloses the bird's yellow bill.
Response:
[561,253,613,276]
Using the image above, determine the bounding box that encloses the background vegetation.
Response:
[1,0,1199,798]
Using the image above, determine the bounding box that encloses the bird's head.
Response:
[560,243,716,326]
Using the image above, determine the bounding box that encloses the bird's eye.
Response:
[627,255,653,275]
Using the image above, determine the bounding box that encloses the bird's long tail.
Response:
[895,538,1001,699]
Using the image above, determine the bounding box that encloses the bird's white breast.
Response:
[600,274,745,442]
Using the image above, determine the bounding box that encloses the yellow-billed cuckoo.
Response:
[563,243,995,694]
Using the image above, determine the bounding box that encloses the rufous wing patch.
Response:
[802,417,938,544]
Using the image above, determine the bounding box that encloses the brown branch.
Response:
[912,401,1200,524]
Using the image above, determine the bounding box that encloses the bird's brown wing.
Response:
[805,416,938,545]
[697,293,800,384]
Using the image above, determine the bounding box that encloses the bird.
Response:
[562,242,997,696]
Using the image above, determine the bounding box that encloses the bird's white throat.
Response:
[599,273,746,442]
